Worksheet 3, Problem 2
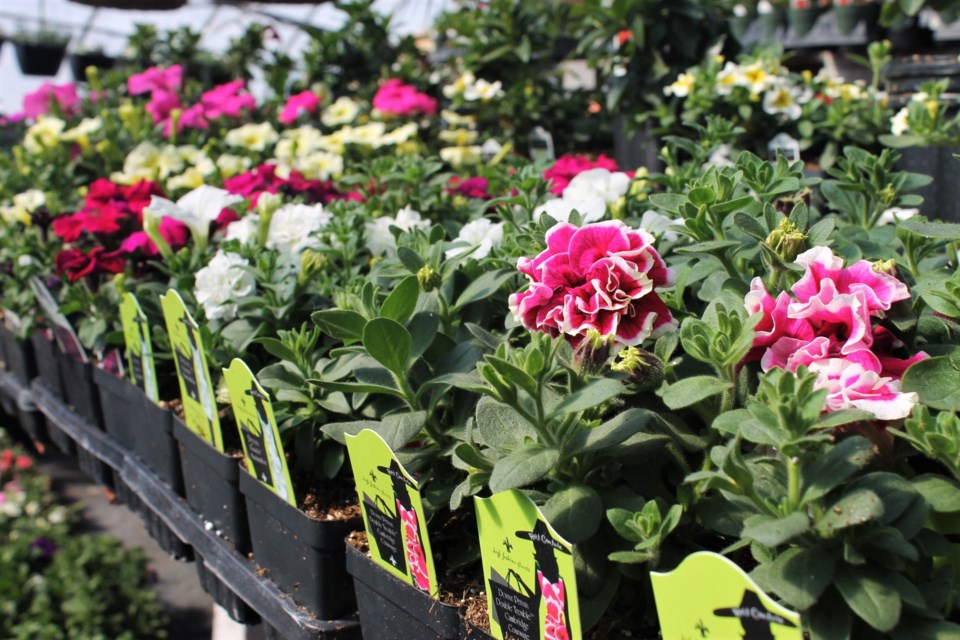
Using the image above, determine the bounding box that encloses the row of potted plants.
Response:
[1,18,960,640]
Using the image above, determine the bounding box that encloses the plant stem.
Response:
[786,456,801,512]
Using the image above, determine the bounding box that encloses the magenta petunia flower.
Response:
[372,79,437,117]
[509,221,676,347]
[128,65,183,96]
[21,83,79,120]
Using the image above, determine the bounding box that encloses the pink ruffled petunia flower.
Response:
[128,65,183,96]
[200,80,256,120]
[21,83,79,120]
[745,246,925,420]
[372,79,437,117]
[544,154,620,195]
[279,90,321,125]
[808,357,918,421]
[509,221,676,347]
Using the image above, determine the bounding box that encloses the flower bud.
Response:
[299,249,327,284]
[256,192,283,248]
[611,346,664,387]
[765,218,807,263]
[872,259,898,277]
[417,265,442,292]
[573,329,615,376]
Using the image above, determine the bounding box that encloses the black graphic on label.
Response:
[489,569,539,640]
[713,591,798,640]
[175,347,200,402]
[364,493,407,575]
[130,352,145,388]
[242,420,273,485]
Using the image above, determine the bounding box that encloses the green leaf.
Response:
[657,376,732,410]
[397,246,425,272]
[901,356,960,411]
[834,564,901,632]
[380,275,420,324]
[649,193,687,215]
[320,420,380,444]
[801,436,875,504]
[753,546,835,610]
[488,446,560,492]
[805,589,852,640]
[475,396,537,450]
[542,485,603,544]
[485,356,539,397]
[453,269,515,311]
[363,317,412,378]
[711,409,752,436]
[912,474,960,513]
[408,311,440,359]
[899,217,960,240]
[379,411,427,450]
[252,337,298,364]
[674,240,742,256]
[807,218,835,247]
[814,410,875,429]
[741,512,810,547]
[313,379,404,398]
[817,488,884,534]
[312,309,366,342]
[565,408,654,455]
[454,443,494,472]
[552,378,623,416]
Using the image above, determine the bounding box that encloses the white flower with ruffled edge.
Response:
[194,251,256,322]
[445,218,505,260]
[563,168,631,204]
[225,215,260,246]
[268,203,332,258]
[365,206,430,256]
[225,122,279,152]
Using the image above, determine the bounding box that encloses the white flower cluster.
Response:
[194,250,256,322]
[442,71,504,102]
[364,206,431,257]
[534,168,632,224]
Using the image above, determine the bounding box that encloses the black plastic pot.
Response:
[346,543,461,640]
[57,351,103,427]
[0,327,35,387]
[31,331,63,400]
[460,614,492,640]
[93,367,138,451]
[139,498,193,560]
[758,8,787,41]
[135,397,184,494]
[173,417,250,553]
[240,469,360,620]
[69,51,115,81]
[728,15,755,42]
[195,553,259,624]
[14,41,67,76]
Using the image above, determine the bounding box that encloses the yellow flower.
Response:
[294,152,343,181]
[440,145,482,166]
[216,154,251,178]
[225,122,279,152]
[321,97,360,127]
[23,117,65,153]
[438,128,479,146]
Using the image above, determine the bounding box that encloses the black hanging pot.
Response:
[68,0,186,8]
[788,7,822,39]
[1,326,35,387]
[31,330,63,400]
[136,396,184,494]
[69,51,116,82]
[14,41,68,77]
[833,3,880,36]
[758,8,788,41]
[728,14,755,42]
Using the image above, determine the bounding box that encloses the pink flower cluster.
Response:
[128,65,255,136]
[510,221,676,348]
[544,154,620,195]
[746,246,926,420]
[17,83,79,121]
[279,90,322,125]
[372,79,437,117]
[225,164,359,206]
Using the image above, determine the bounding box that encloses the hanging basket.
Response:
[14,41,67,76]
[68,0,187,9]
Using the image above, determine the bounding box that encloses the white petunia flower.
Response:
[533,196,607,224]
[445,218,505,260]
[146,185,245,250]
[639,210,681,242]
[664,72,695,98]
[267,203,332,258]
[194,251,256,322]
[225,215,260,245]
[891,108,910,136]
[563,168,631,204]
[365,206,430,256]
[878,207,919,226]
[763,82,802,119]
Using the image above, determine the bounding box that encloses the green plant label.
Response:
[29,276,87,362]
[119,293,158,402]
[345,429,439,597]
[159,289,222,450]
[223,358,295,507]
[475,490,581,640]
[651,551,802,640]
